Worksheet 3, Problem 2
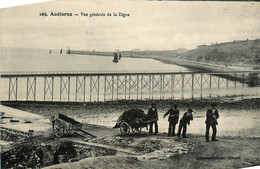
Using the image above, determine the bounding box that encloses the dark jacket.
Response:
[147,108,158,121]
[164,108,179,124]
[180,112,193,125]
[205,108,219,125]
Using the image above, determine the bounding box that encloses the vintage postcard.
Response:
[1,1,260,169]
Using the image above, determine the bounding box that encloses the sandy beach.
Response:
[1,98,260,169]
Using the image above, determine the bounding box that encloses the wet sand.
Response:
[1,98,260,169]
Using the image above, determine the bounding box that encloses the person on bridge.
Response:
[147,103,158,134]
[205,103,219,141]
[178,108,193,138]
[163,104,179,136]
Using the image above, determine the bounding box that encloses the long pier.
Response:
[1,70,259,102]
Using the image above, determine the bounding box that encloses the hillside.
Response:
[179,39,260,66]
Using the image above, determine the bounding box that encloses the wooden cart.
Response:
[51,113,95,138]
[113,109,151,135]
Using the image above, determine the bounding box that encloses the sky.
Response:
[1,0,260,51]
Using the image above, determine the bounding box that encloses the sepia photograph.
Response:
[0,0,260,168]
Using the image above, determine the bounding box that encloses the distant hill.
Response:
[179,39,260,65]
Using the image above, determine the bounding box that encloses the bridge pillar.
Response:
[60,77,70,101]
[8,77,18,101]
[26,77,36,101]
[44,77,54,101]
[76,76,86,102]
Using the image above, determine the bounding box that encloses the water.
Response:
[0,48,259,101]
[0,48,187,72]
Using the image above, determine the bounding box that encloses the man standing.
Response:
[178,108,193,138]
[163,104,179,136]
[147,103,158,134]
[205,103,219,141]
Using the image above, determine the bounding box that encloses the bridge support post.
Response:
[125,76,127,100]
[160,75,163,100]
[44,77,54,101]
[218,76,220,89]
[191,74,194,99]
[60,77,70,102]
[8,77,18,101]
[242,73,245,87]
[171,74,174,100]
[200,74,203,99]
[181,74,184,100]
[104,76,106,102]
[234,74,237,88]
[209,74,212,98]
[26,77,36,101]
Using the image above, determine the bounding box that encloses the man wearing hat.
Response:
[147,103,158,134]
[163,104,179,136]
[205,103,219,141]
[178,108,193,138]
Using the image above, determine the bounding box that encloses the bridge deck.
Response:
[1,70,259,77]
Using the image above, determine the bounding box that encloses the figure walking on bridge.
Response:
[205,103,219,141]
[147,103,158,134]
[164,104,179,136]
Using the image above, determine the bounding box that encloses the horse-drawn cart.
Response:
[113,109,152,135]
[51,113,95,138]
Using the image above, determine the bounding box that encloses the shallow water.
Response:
[0,48,259,101]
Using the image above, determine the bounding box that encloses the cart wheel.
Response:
[120,122,130,134]
[53,119,64,137]
[132,127,142,134]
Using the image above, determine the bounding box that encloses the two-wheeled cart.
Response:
[51,113,95,138]
[113,109,152,135]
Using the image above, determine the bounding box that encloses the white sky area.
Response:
[0,0,260,51]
